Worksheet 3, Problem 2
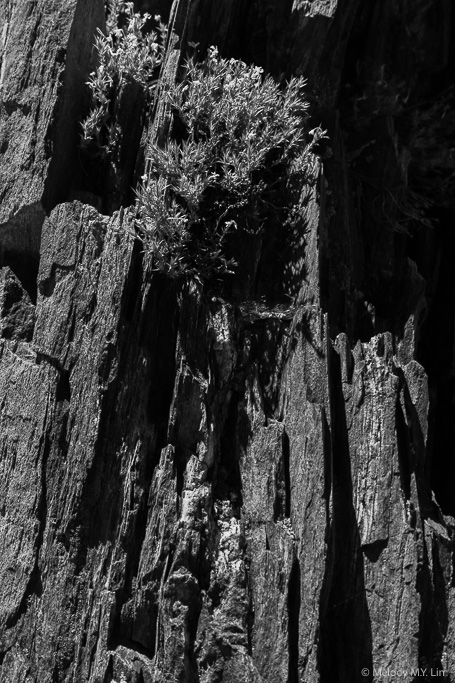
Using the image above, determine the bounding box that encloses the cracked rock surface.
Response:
[1,1,455,682]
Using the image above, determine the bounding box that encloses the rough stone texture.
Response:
[0,267,35,340]
[1,0,455,682]
[0,0,105,221]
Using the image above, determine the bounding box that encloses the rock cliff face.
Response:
[1,1,454,682]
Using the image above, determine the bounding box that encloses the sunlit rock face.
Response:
[0,1,454,681]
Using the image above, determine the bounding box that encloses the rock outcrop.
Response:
[1,1,454,682]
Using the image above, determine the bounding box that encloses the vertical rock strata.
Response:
[0,1,454,682]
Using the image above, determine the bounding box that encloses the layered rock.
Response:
[0,1,454,682]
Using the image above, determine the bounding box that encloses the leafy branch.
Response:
[135,47,326,280]
[81,2,166,158]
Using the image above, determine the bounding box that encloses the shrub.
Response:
[135,47,325,280]
[81,2,166,157]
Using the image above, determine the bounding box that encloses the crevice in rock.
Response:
[272,425,289,522]
[248,317,290,419]
[415,532,449,675]
[142,279,179,456]
[102,655,114,683]
[110,581,159,660]
[0,202,45,303]
[185,593,203,683]
[429,377,455,516]
[321,406,333,509]
[394,393,412,501]
[124,496,150,597]
[55,367,71,404]
[74,347,151,566]
[430,539,450,659]
[121,240,144,324]
[287,554,301,683]
[282,429,291,519]
[415,210,455,515]
[215,391,243,508]
[41,0,105,212]
[318,343,373,682]
[91,275,179,654]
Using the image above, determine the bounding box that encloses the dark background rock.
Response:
[0,0,455,682]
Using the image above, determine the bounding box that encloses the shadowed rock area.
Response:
[0,0,455,682]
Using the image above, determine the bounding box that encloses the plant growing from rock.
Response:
[135,47,325,280]
[81,1,166,158]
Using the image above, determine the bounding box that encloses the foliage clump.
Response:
[135,47,325,280]
[81,2,166,158]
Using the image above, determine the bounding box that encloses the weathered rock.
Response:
[0,267,35,341]
[0,0,455,682]
[0,0,105,222]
